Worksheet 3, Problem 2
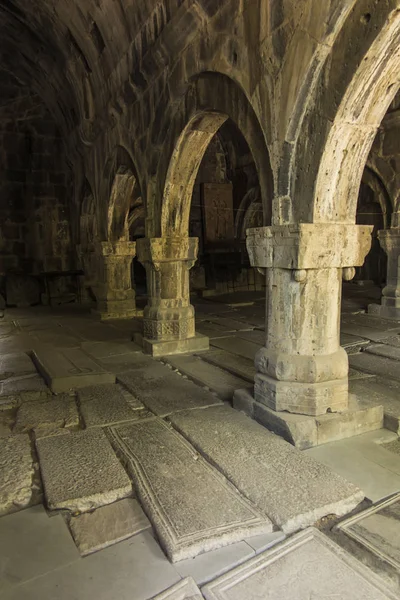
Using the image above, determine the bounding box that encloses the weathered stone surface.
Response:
[0,434,34,516]
[108,418,272,562]
[365,343,400,361]
[78,384,147,427]
[14,395,79,433]
[210,337,259,361]
[235,389,383,449]
[32,347,116,392]
[69,498,151,556]
[0,375,49,402]
[350,353,400,382]
[140,332,209,358]
[169,405,364,533]
[0,505,80,594]
[164,355,247,401]
[36,428,132,512]
[81,341,142,360]
[202,528,398,600]
[337,492,400,571]
[151,577,203,600]
[199,350,255,383]
[0,353,36,380]
[117,365,222,417]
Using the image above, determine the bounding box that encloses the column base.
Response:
[234,389,383,449]
[254,373,349,417]
[134,332,209,357]
[368,303,400,321]
[91,308,143,321]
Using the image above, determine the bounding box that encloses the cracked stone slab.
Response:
[117,364,222,417]
[151,577,204,599]
[337,492,400,571]
[69,498,151,556]
[32,347,115,393]
[202,528,398,600]
[0,434,34,516]
[36,428,132,512]
[77,384,147,428]
[14,395,79,433]
[107,418,272,562]
[169,405,364,533]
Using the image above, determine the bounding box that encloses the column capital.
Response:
[246,223,372,269]
[378,227,400,253]
[94,241,136,257]
[137,237,198,264]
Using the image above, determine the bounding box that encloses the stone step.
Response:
[107,418,272,562]
[117,360,222,417]
[163,355,246,401]
[365,343,400,361]
[210,337,259,361]
[349,352,400,382]
[199,350,255,383]
[32,347,115,393]
[168,405,364,534]
[202,528,397,600]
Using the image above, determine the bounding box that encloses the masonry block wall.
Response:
[0,72,72,278]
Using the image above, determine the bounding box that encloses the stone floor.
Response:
[0,282,400,598]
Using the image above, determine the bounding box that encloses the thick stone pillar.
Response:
[91,241,138,320]
[246,224,372,417]
[136,237,209,356]
[369,228,400,320]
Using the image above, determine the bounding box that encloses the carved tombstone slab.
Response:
[201,183,234,244]
[337,492,400,571]
[107,418,272,562]
[151,577,204,600]
[32,347,115,392]
[202,528,398,600]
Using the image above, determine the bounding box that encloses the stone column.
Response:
[91,241,138,320]
[136,236,209,356]
[369,228,400,320]
[246,224,372,417]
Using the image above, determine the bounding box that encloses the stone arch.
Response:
[105,146,142,242]
[156,72,273,238]
[312,9,400,223]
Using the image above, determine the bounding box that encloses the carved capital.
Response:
[94,241,136,257]
[137,236,198,266]
[378,228,400,255]
[246,223,372,270]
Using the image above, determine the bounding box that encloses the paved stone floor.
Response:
[0,282,400,598]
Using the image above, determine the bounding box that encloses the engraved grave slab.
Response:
[337,492,400,570]
[202,528,398,600]
[107,418,272,562]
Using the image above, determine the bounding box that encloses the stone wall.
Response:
[0,72,72,277]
